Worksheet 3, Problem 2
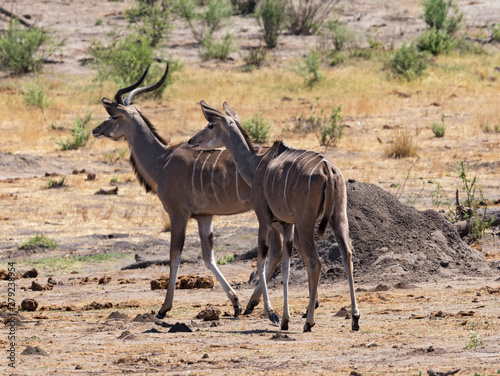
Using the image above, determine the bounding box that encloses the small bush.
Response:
[242,114,272,143]
[24,83,51,110]
[421,0,462,35]
[125,0,174,47]
[0,20,63,74]
[306,103,344,147]
[431,114,447,137]
[386,130,418,159]
[47,177,66,189]
[291,49,324,87]
[200,32,238,60]
[19,233,57,250]
[217,254,234,265]
[242,45,267,70]
[416,28,455,55]
[323,19,360,52]
[493,24,500,42]
[286,0,337,36]
[53,110,93,151]
[387,42,427,81]
[258,0,287,49]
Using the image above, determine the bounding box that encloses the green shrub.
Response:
[431,114,446,137]
[416,28,455,55]
[493,24,500,42]
[89,33,181,97]
[125,0,174,47]
[286,0,336,36]
[53,111,93,151]
[258,0,287,48]
[421,0,462,35]
[200,32,238,60]
[310,105,344,147]
[242,114,272,143]
[0,20,62,74]
[19,233,57,250]
[24,83,51,110]
[292,49,324,87]
[388,42,427,81]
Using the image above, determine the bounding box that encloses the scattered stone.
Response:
[456,310,474,317]
[151,279,168,290]
[372,284,390,292]
[196,306,220,321]
[82,302,113,310]
[30,281,43,291]
[95,187,118,195]
[394,281,417,289]
[21,298,38,312]
[75,365,83,370]
[118,278,135,284]
[132,313,161,323]
[106,311,129,321]
[117,330,136,340]
[21,346,48,356]
[99,276,112,284]
[22,269,38,278]
[202,353,209,359]
[0,269,8,280]
[270,333,296,341]
[86,172,96,181]
[143,328,163,334]
[47,277,58,285]
[168,322,192,333]
[334,307,351,318]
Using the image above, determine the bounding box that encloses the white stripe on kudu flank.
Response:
[283,150,308,202]
[308,158,325,191]
[292,153,320,191]
[235,167,242,202]
[271,150,298,197]
[211,150,224,205]
[200,151,211,196]
[192,151,203,194]
[264,148,291,188]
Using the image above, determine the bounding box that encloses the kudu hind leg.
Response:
[333,222,360,331]
[280,224,293,331]
[294,229,321,332]
[197,216,242,317]
[257,227,280,326]
[245,228,282,315]
[157,216,188,319]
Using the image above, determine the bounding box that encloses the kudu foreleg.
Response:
[257,226,280,326]
[244,228,282,315]
[157,216,188,319]
[280,224,293,331]
[197,216,242,317]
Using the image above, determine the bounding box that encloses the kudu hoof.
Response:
[156,311,166,320]
[243,300,258,315]
[303,322,315,332]
[269,312,280,327]
[301,301,320,318]
[234,304,242,318]
[281,319,289,331]
[352,314,360,331]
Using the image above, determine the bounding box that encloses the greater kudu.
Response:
[92,65,282,319]
[188,101,360,332]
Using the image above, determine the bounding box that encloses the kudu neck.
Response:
[126,114,169,192]
[224,124,261,186]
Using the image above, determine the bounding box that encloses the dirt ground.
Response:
[1,0,500,375]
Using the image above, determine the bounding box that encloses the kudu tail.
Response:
[317,164,337,238]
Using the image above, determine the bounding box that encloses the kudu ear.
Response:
[200,100,225,123]
[222,102,240,124]
[102,97,116,116]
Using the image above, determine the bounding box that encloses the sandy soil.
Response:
[1,1,500,375]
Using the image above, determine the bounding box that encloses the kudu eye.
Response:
[208,123,214,129]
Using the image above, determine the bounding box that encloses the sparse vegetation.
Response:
[47,176,66,189]
[217,254,234,265]
[24,83,51,110]
[242,114,272,143]
[125,0,174,47]
[431,114,447,137]
[387,42,428,81]
[0,20,63,74]
[386,130,418,159]
[258,0,287,48]
[465,331,484,350]
[241,45,267,70]
[200,32,238,60]
[285,0,338,36]
[18,233,57,250]
[291,49,324,87]
[53,110,94,151]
